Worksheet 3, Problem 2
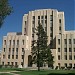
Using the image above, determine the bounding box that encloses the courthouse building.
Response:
[1,9,75,69]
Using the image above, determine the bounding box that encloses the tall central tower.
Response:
[22,9,65,51]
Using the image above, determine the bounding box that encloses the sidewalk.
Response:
[0,71,20,75]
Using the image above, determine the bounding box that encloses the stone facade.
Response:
[1,32,31,68]
[1,9,75,69]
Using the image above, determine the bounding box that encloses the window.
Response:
[69,39,71,44]
[59,19,61,23]
[22,40,24,45]
[17,40,19,45]
[45,15,47,19]
[12,55,14,59]
[22,55,24,59]
[59,26,61,30]
[8,62,10,65]
[21,62,23,66]
[33,16,35,20]
[13,40,15,45]
[50,21,53,27]
[58,63,60,66]
[32,34,34,37]
[15,62,17,66]
[50,33,53,37]
[69,48,72,52]
[58,48,60,52]
[25,21,26,25]
[4,48,5,52]
[74,64,75,67]
[38,16,40,19]
[3,55,5,59]
[8,55,10,59]
[9,40,11,45]
[12,48,14,55]
[74,55,75,60]
[41,16,44,19]
[41,20,43,24]
[24,28,26,32]
[38,20,40,24]
[45,20,47,24]
[2,62,4,65]
[16,55,18,59]
[64,63,67,67]
[16,48,18,55]
[58,55,60,60]
[45,27,47,31]
[50,15,53,20]
[50,40,53,46]
[58,39,60,45]
[74,48,75,52]
[64,48,67,52]
[50,27,53,31]
[9,48,11,55]
[9,48,11,51]
[32,28,34,33]
[69,63,72,67]
[4,40,6,45]
[69,55,72,60]
[22,48,24,52]
[11,62,14,65]
[32,21,35,24]
[64,39,67,44]
[74,39,75,44]
[64,55,67,60]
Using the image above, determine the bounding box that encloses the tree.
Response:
[46,47,54,68]
[0,0,13,28]
[31,23,54,71]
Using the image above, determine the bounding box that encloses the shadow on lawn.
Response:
[39,73,75,75]
[47,73,75,75]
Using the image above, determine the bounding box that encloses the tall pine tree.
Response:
[31,23,54,71]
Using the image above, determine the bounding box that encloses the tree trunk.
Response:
[37,48,40,71]
[38,65,40,71]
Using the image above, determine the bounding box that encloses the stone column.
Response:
[23,50,31,68]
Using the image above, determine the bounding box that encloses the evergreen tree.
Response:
[46,47,54,68]
[0,0,13,28]
[31,23,54,71]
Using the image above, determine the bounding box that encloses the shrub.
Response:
[15,65,18,68]
[0,65,2,68]
[73,67,75,69]
[67,66,72,70]
[61,67,65,70]
[55,66,58,70]
[3,65,14,68]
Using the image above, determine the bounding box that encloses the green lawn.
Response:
[15,70,75,75]
[0,73,13,75]
[0,68,14,72]
[0,68,75,75]
[0,68,25,72]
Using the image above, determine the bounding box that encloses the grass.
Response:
[0,68,75,75]
[15,70,75,75]
[0,68,14,72]
[0,73,13,75]
[0,68,25,72]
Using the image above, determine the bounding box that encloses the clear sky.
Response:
[0,0,75,50]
